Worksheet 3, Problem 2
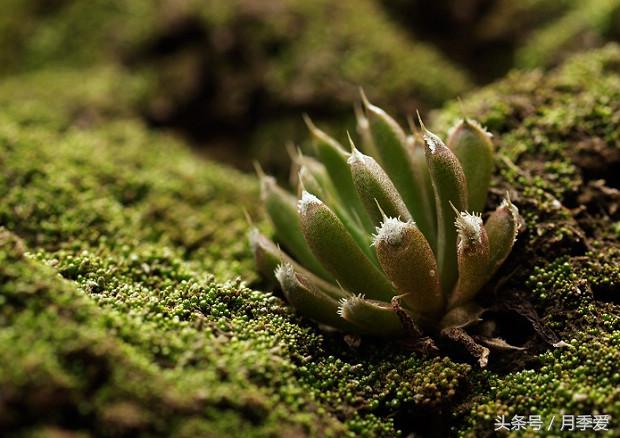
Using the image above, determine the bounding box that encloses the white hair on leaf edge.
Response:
[372,217,412,247]
[337,294,366,318]
[274,262,298,291]
[454,211,483,249]
[297,191,323,215]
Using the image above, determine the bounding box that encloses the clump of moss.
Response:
[515,0,620,68]
[0,65,152,130]
[0,66,258,280]
[0,0,158,74]
[0,227,338,437]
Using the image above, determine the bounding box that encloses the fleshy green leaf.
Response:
[258,171,333,281]
[338,295,412,336]
[347,141,411,226]
[420,118,468,295]
[297,159,376,263]
[298,191,395,301]
[448,209,491,309]
[361,91,435,241]
[276,263,355,331]
[485,195,520,274]
[354,102,380,158]
[249,229,348,300]
[304,115,374,233]
[373,217,443,317]
[407,131,437,248]
[448,119,494,212]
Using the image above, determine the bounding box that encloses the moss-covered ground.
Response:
[1,23,619,438]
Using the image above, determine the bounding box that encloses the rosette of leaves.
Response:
[250,92,521,366]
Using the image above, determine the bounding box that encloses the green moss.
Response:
[0,228,336,437]
[515,0,620,69]
[0,65,259,280]
[0,0,158,73]
[1,0,472,176]
[476,0,578,42]
[248,0,470,107]
[0,65,152,130]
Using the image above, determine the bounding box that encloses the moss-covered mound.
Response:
[513,0,620,69]
[1,44,620,437]
[380,0,620,82]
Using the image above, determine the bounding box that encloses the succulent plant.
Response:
[250,92,521,366]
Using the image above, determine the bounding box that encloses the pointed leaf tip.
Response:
[258,174,277,201]
[373,198,389,222]
[253,160,266,180]
[448,200,460,217]
[297,190,322,215]
[346,130,357,153]
[416,110,427,132]
[302,113,316,132]
[243,210,256,231]
[359,87,388,117]
[416,112,446,155]
[346,144,367,165]
[353,101,369,128]
[454,210,484,249]
[359,87,371,109]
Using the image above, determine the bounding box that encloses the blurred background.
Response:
[3,0,620,176]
